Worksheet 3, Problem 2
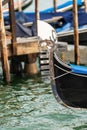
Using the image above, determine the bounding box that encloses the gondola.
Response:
[49,48,87,109]
[38,20,87,109]
[2,0,33,13]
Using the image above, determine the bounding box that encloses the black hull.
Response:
[51,53,87,108]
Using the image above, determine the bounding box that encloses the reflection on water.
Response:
[0,75,87,130]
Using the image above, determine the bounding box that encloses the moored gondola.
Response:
[47,38,87,109]
[38,20,87,109]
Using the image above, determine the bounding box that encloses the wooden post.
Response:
[2,0,9,6]
[24,1,39,75]
[18,0,22,12]
[0,1,10,82]
[53,0,57,12]
[84,0,87,12]
[73,0,80,65]
[24,54,38,75]
[8,0,17,55]
[35,0,40,35]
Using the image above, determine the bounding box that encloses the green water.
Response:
[0,75,87,130]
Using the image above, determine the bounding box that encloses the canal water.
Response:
[1,0,87,130]
[0,74,87,130]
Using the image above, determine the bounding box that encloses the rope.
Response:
[53,55,87,79]
[53,65,71,80]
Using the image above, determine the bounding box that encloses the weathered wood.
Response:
[35,0,39,35]
[8,0,17,55]
[84,0,87,12]
[16,41,39,55]
[2,0,9,6]
[73,0,80,65]
[53,0,57,12]
[24,54,38,74]
[18,0,22,12]
[0,1,10,82]
[6,37,39,57]
[0,37,39,59]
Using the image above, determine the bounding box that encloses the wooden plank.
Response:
[40,65,50,70]
[0,1,10,82]
[41,70,50,76]
[6,38,39,57]
[17,42,39,55]
[0,37,39,58]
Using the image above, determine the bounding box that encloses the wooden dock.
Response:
[1,0,87,83]
[6,37,39,57]
[0,0,39,83]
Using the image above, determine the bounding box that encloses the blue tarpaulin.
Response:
[4,8,87,37]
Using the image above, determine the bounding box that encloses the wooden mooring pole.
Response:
[53,0,57,12]
[84,0,87,12]
[24,54,38,75]
[35,0,40,35]
[24,0,39,75]
[8,0,17,55]
[0,1,10,82]
[18,0,22,12]
[73,0,80,65]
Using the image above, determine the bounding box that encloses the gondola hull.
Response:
[37,20,87,109]
[50,52,87,108]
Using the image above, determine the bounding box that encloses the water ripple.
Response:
[0,76,87,130]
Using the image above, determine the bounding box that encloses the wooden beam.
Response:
[0,1,10,82]
[6,37,39,57]
[16,41,39,55]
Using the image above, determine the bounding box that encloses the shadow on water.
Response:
[73,124,87,130]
